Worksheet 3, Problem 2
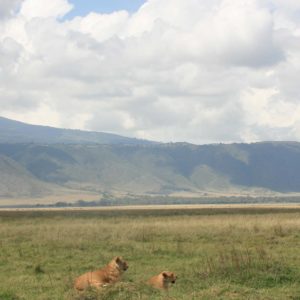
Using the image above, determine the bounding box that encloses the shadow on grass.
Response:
[0,291,21,300]
[68,282,171,300]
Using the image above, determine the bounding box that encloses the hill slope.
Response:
[0,116,153,145]
[1,141,300,204]
[1,117,300,204]
[0,153,55,198]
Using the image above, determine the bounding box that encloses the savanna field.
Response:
[0,206,300,300]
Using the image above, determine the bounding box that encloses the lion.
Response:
[147,271,177,290]
[74,256,128,291]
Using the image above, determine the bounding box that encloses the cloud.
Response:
[20,0,73,19]
[0,0,22,19]
[0,0,299,144]
[68,11,129,43]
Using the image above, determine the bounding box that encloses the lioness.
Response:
[74,256,128,291]
[148,271,177,290]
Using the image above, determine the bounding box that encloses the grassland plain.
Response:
[0,206,300,300]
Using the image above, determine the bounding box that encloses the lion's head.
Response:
[162,271,177,284]
[112,256,128,271]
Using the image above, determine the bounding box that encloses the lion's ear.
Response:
[115,256,121,263]
[162,272,168,278]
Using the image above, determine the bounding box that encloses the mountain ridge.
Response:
[0,116,154,145]
[1,117,300,205]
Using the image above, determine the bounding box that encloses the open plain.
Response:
[0,205,300,299]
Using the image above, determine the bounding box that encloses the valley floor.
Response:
[0,205,300,299]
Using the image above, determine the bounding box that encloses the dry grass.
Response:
[0,207,299,299]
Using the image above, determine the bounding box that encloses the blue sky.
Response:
[65,0,146,18]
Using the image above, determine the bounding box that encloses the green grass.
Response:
[0,206,300,299]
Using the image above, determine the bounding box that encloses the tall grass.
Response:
[0,207,299,299]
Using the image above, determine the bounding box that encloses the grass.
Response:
[0,206,300,299]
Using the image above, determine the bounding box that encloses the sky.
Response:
[64,0,146,18]
[0,0,300,144]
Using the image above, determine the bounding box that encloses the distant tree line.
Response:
[2,195,300,208]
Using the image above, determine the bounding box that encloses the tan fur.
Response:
[148,271,177,290]
[74,257,128,291]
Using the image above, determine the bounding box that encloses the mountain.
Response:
[1,141,300,204]
[0,116,154,145]
[0,154,52,198]
[1,117,300,205]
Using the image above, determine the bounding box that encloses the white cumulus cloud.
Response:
[20,0,73,19]
[0,0,299,144]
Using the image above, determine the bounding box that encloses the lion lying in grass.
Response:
[148,271,177,290]
[74,256,128,291]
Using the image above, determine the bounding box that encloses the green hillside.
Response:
[0,153,55,198]
[1,117,300,204]
[1,141,300,203]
